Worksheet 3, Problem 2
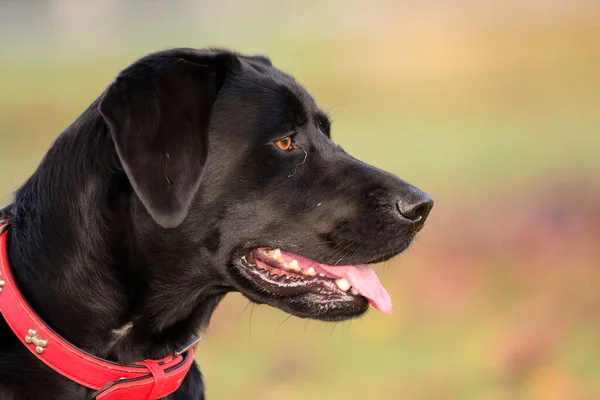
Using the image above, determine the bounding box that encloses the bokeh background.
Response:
[1,1,599,399]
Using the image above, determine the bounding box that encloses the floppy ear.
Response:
[99,54,232,228]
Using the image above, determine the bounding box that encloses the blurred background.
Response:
[1,0,599,399]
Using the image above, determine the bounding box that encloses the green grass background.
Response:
[1,2,599,399]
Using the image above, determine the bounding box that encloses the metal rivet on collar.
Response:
[0,218,7,292]
[25,329,48,354]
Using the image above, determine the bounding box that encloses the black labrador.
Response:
[0,48,433,399]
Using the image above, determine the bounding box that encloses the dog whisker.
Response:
[275,314,293,334]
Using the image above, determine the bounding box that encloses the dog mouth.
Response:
[235,247,392,315]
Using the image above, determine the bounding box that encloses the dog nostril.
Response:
[397,197,433,223]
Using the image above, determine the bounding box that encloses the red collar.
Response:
[0,218,198,399]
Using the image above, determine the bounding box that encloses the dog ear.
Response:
[99,53,235,228]
[242,54,272,66]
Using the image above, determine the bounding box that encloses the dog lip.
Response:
[231,247,360,300]
[232,246,393,315]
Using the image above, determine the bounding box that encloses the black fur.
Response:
[0,48,433,399]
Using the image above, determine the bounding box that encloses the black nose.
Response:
[397,192,433,228]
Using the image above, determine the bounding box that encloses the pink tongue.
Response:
[280,252,393,314]
[318,264,393,315]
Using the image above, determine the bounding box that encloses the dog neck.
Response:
[1,104,225,364]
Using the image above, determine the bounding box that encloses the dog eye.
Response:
[274,136,294,151]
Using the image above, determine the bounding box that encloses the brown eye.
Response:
[274,136,293,151]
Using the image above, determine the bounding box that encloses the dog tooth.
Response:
[288,259,301,272]
[351,288,359,295]
[335,278,351,291]
[272,248,284,262]
[304,267,317,276]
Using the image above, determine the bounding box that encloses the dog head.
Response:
[99,48,433,322]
